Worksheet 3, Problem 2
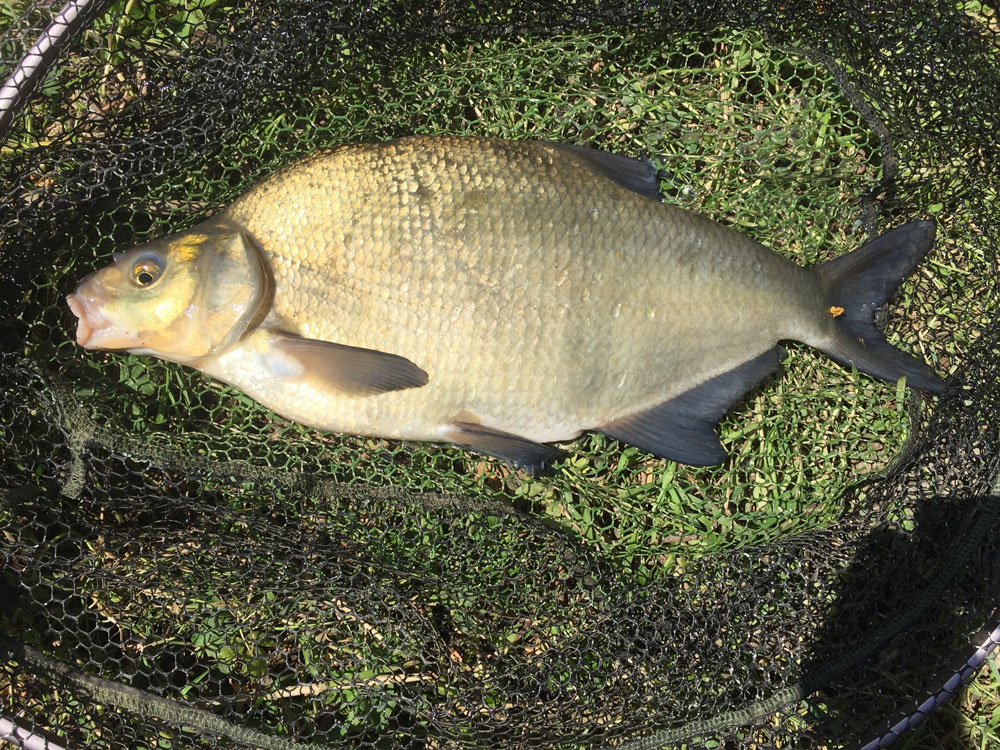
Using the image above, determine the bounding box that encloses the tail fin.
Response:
[815,220,947,394]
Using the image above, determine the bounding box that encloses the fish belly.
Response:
[210,137,823,443]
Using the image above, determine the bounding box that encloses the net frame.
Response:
[1,1,999,749]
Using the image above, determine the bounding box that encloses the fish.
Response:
[66,136,946,472]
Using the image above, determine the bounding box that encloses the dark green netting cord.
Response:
[5,481,999,749]
[2,1,1000,749]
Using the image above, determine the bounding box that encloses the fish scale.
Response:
[222,139,764,431]
[67,136,945,470]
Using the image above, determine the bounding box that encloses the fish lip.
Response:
[67,290,119,349]
[66,292,94,347]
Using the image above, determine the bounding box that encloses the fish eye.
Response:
[130,253,164,287]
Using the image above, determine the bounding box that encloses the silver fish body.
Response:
[67,137,945,469]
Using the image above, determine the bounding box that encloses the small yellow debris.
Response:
[828,305,845,318]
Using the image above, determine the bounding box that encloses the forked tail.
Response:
[815,220,946,393]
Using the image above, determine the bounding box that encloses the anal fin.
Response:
[598,347,782,465]
[446,421,563,474]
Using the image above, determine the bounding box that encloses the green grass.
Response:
[36,24,934,573]
[900,650,1000,750]
[2,1,999,748]
[1,0,237,156]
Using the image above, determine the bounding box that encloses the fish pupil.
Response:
[131,257,162,287]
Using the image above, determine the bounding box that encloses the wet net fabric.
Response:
[1,1,999,748]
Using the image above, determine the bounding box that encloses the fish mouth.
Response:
[67,290,129,349]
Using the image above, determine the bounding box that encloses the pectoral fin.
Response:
[598,347,782,465]
[275,331,428,397]
[446,421,563,474]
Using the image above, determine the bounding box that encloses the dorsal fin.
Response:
[549,143,662,202]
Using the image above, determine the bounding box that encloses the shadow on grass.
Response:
[796,493,1000,749]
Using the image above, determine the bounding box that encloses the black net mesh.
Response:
[1,1,999,748]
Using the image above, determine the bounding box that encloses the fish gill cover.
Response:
[0,1,998,749]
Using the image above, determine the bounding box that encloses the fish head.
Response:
[67,230,272,366]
